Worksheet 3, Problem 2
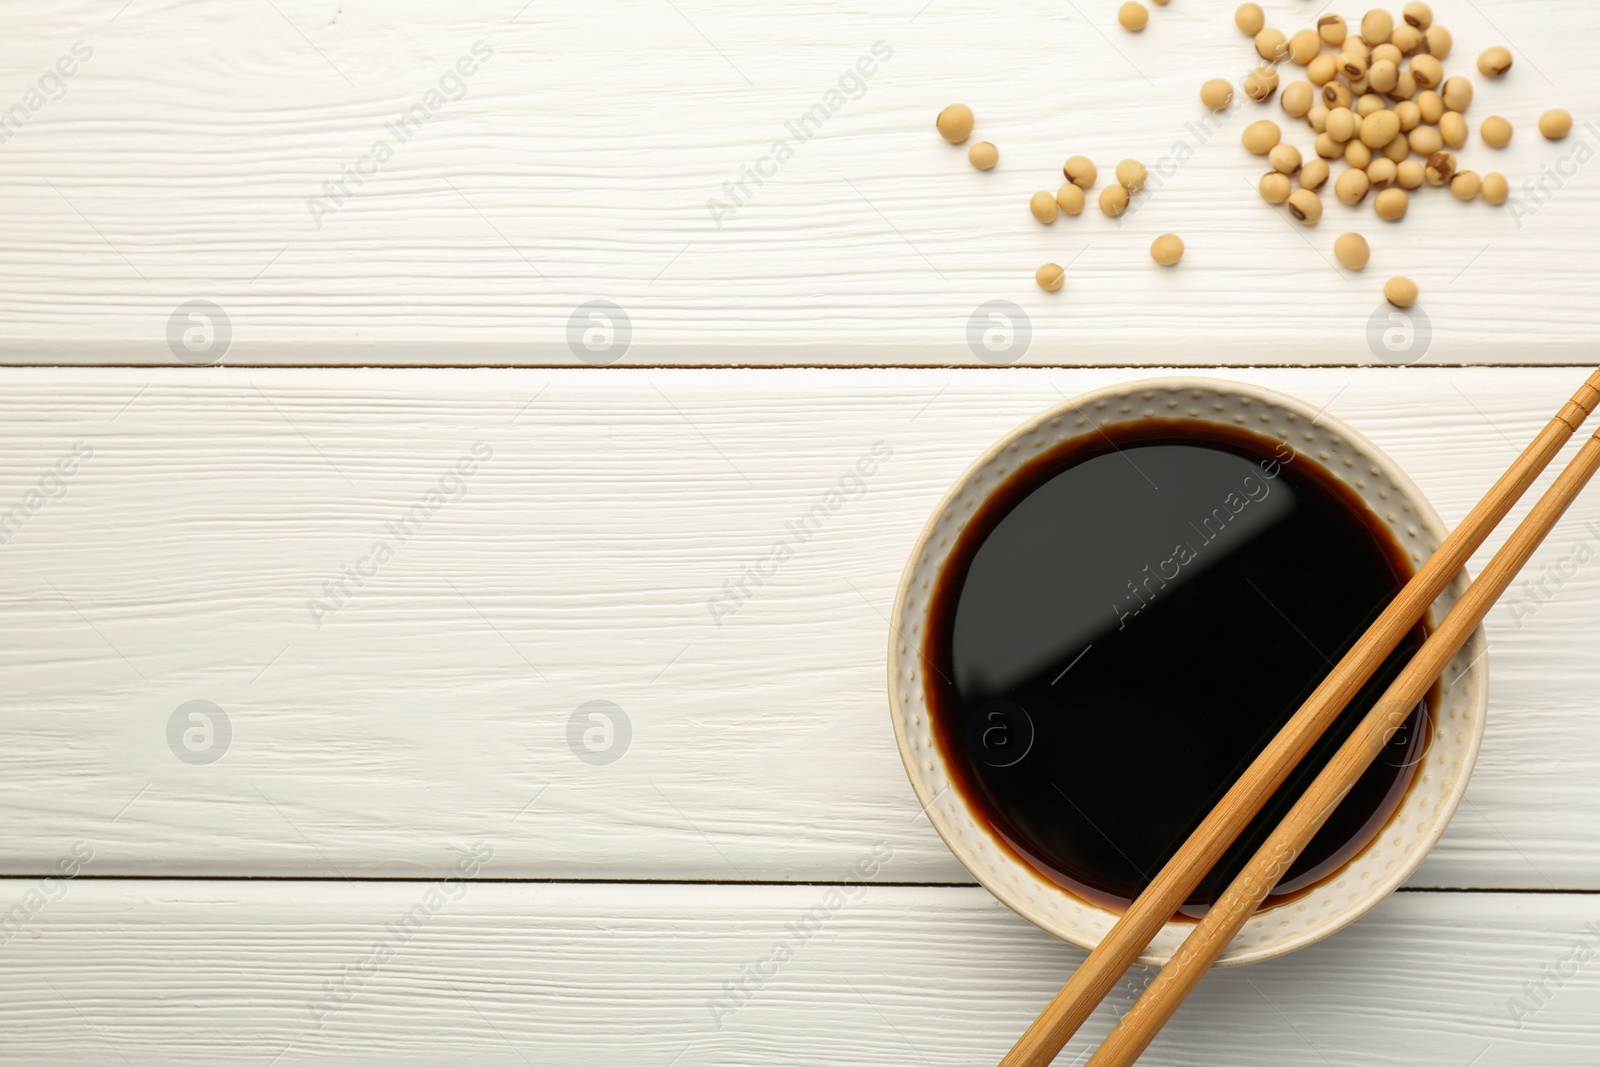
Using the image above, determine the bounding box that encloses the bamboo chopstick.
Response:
[1085,414,1600,1067]
[999,367,1600,1067]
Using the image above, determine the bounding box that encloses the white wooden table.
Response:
[2,3,1598,1065]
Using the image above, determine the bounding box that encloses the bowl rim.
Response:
[886,374,1489,966]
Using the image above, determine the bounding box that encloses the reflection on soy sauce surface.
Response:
[927,420,1432,917]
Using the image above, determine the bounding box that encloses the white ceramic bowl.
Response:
[888,377,1488,966]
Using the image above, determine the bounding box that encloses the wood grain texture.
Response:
[0,882,1594,1065]
[0,366,1596,888]
[0,1,1597,365]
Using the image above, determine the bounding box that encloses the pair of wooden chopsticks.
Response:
[1000,366,1600,1067]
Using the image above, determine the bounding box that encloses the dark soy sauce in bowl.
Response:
[925,420,1431,917]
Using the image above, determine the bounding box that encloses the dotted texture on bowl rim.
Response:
[887,378,1489,968]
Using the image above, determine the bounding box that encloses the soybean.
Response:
[1441,76,1473,112]
[1481,171,1509,205]
[1289,29,1322,64]
[1151,234,1185,266]
[1256,27,1289,62]
[1361,9,1394,44]
[1425,25,1452,58]
[1402,2,1433,29]
[1300,158,1331,190]
[1236,2,1265,35]
[1308,54,1339,86]
[1245,65,1280,101]
[936,104,975,144]
[1374,187,1410,220]
[1384,275,1419,308]
[1390,24,1423,54]
[1334,231,1371,269]
[1118,2,1149,31]
[1287,188,1324,224]
[1360,109,1401,147]
[1451,170,1482,200]
[1440,111,1468,148]
[1283,81,1316,118]
[1202,78,1235,110]
[1030,190,1060,224]
[1345,139,1374,168]
[1270,143,1303,175]
[1417,90,1445,124]
[1056,184,1087,215]
[1326,107,1358,142]
[1394,100,1421,131]
[1396,159,1424,189]
[1540,108,1574,140]
[1409,125,1443,155]
[1063,155,1098,189]
[1424,149,1456,186]
[1099,182,1130,217]
[1242,119,1282,154]
[1369,59,1399,94]
[1317,13,1348,45]
[1411,54,1443,89]
[1367,157,1398,188]
[1478,46,1513,78]
[969,141,999,170]
[1036,263,1066,292]
[1259,171,1293,204]
[1335,168,1372,205]
[1116,159,1148,191]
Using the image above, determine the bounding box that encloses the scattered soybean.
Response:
[1151,234,1185,266]
[937,104,975,144]
[1335,232,1372,269]
[1384,275,1419,308]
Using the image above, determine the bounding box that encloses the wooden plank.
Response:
[0,2,1597,365]
[0,882,1594,1065]
[0,367,1597,886]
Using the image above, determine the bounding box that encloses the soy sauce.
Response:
[926,420,1431,916]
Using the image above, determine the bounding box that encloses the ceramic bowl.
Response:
[887,376,1488,966]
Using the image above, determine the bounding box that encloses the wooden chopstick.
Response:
[1084,413,1600,1067]
[998,367,1600,1067]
